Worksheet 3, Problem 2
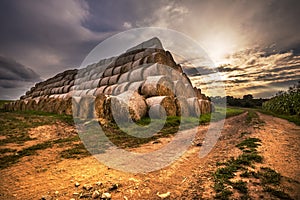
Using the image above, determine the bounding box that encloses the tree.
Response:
[243,94,253,100]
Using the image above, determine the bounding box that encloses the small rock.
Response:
[92,190,100,199]
[75,182,80,187]
[70,199,75,200]
[41,195,52,200]
[109,183,118,191]
[73,192,80,196]
[96,181,102,186]
[54,191,59,195]
[157,192,170,199]
[83,184,93,191]
[101,192,112,199]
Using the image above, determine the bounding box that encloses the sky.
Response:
[0,0,299,99]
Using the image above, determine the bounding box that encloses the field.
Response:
[0,107,299,199]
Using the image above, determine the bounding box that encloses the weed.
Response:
[230,180,248,193]
[236,138,261,151]
[0,148,17,154]
[60,143,91,159]
[263,186,292,200]
[259,167,281,185]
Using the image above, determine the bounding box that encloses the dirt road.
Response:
[0,112,299,199]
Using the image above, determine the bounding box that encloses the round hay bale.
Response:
[94,94,107,119]
[97,71,104,78]
[83,80,94,90]
[123,54,135,64]
[89,79,100,88]
[147,52,167,65]
[72,96,81,117]
[109,74,120,85]
[199,99,211,114]
[58,86,64,94]
[99,77,110,87]
[175,97,190,117]
[127,81,144,93]
[115,57,126,66]
[173,80,186,97]
[89,72,99,81]
[72,90,83,97]
[111,91,147,122]
[104,84,117,95]
[131,58,144,70]
[54,98,64,114]
[63,97,73,115]
[193,87,202,99]
[87,88,97,96]
[134,51,145,61]
[14,101,21,111]
[141,75,174,97]
[36,98,47,111]
[187,97,201,117]
[146,96,176,117]
[121,62,134,74]
[42,98,54,113]
[128,67,144,82]
[103,67,114,77]
[112,65,122,75]
[185,84,196,98]
[165,51,176,67]
[144,48,156,55]
[62,85,72,93]
[78,95,96,119]
[181,73,192,85]
[112,82,130,95]
[118,71,130,83]
[80,89,90,96]
[94,86,107,96]
[142,63,170,78]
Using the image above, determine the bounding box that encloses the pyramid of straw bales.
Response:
[5,37,212,121]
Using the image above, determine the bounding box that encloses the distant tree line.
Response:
[210,94,268,108]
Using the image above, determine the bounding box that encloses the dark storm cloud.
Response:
[0,56,40,82]
[0,56,41,99]
[217,65,243,73]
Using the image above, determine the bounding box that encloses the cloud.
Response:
[0,0,112,79]
[0,56,41,99]
[0,56,40,81]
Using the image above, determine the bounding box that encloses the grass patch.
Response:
[0,148,17,154]
[0,141,52,169]
[263,186,293,200]
[259,167,281,185]
[213,138,263,199]
[0,135,81,169]
[0,110,74,146]
[236,138,261,151]
[231,180,248,193]
[258,109,300,126]
[214,189,233,199]
[60,143,91,159]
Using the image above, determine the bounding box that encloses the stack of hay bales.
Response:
[4,37,213,121]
